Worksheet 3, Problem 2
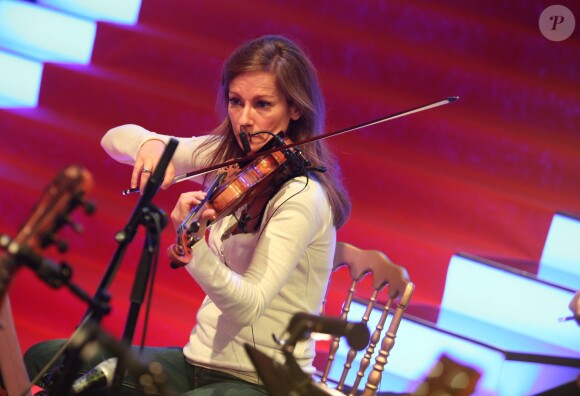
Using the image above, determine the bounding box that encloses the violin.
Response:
[167,134,310,268]
[138,96,459,267]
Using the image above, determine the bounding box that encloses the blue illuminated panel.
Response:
[328,302,504,394]
[0,0,96,63]
[0,0,141,107]
[539,212,580,289]
[37,0,142,24]
[442,254,578,352]
[0,51,43,106]
[326,300,580,395]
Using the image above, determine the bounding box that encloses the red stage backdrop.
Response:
[1,0,579,358]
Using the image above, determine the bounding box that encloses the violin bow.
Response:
[123,96,458,195]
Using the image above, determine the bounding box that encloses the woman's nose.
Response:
[238,105,253,127]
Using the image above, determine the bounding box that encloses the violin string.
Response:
[179,172,226,234]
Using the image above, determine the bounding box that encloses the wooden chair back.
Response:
[318,242,415,396]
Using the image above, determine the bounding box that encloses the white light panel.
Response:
[0,50,43,106]
[442,254,578,352]
[37,0,142,24]
[539,212,580,289]
[0,0,96,63]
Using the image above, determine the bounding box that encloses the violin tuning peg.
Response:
[188,221,200,234]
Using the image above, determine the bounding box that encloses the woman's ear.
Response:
[290,105,302,121]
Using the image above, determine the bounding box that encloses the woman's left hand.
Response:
[171,191,216,232]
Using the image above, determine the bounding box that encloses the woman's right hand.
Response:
[131,139,175,193]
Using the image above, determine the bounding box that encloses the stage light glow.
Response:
[0,51,43,107]
[326,300,580,395]
[442,254,578,352]
[328,302,504,395]
[37,0,142,24]
[0,0,142,107]
[0,0,96,63]
[539,212,580,289]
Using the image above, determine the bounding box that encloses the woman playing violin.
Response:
[25,34,350,395]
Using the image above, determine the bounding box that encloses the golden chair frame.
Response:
[318,242,415,396]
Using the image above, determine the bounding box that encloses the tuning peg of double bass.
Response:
[41,233,69,253]
[81,199,96,215]
[67,188,95,214]
[55,198,96,238]
[68,197,95,231]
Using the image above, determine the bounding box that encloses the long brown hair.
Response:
[200,35,351,228]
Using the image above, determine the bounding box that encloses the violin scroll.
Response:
[168,221,198,268]
[167,173,225,268]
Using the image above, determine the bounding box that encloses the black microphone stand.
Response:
[47,139,178,395]
[89,138,177,316]
[52,321,178,396]
[109,203,166,394]
[244,341,329,396]
[244,312,340,396]
[245,313,370,396]
[103,139,177,395]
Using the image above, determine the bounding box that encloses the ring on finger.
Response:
[142,167,152,174]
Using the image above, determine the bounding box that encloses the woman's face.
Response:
[228,71,301,154]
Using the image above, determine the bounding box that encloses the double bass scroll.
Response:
[0,164,94,396]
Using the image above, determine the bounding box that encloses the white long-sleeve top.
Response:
[101,125,336,382]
